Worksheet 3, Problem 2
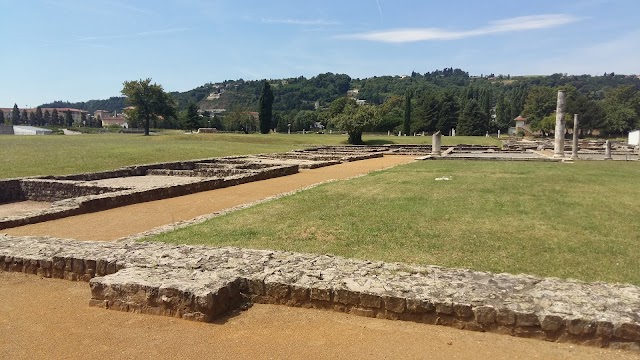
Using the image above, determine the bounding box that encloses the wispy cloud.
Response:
[76,27,190,42]
[338,14,580,43]
[375,0,384,23]
[262,18,340,26]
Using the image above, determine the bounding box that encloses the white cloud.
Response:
[338,14,581,43]
[262,18,340,26]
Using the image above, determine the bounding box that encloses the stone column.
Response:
[554,91,566,158]
[604,140,612,160]
[571,114,579,160]
[431,131,442,156]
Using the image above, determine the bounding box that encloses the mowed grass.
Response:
[153,160,640,285]
[0,132,498,178]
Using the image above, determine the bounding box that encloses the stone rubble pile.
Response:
[0,235,638,350]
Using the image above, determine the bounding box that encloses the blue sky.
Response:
[1,0,638,107]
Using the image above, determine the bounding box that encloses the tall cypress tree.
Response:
[35,107,44,126]
[51,108,58,126]
[65,110,73,127]
[258,80,274,134]
[43,110,51,125]
[21,110,28,125]
[11,104,20,125]
[0,110,5,124]
[403,90,412,135]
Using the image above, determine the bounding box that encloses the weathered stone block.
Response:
[613,323,640,341]
[515,312,540,327]
[310,288,331,302]
[247,278,265,295]
[360,293,382,309]
[496,309,516,326]
[384,296,406,313]
[596,321,614,339]
[335,288,360,306]
[71,258,85,275]
[435,301,453,315]
[289,285,309,303]
[566,318,596,336]
[406,298,434,314]
[453,303,474,318]
[540,314,564,332]
[265,283,290,301]
[474,306,496,325]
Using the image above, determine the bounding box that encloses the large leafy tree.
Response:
[330,98,379,144]
[403,90,412,135]
[121,78,176,135]
[602,85,639,134]
[523,86,556,131]
[258,80,274,134]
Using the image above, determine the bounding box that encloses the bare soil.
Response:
[5,156,415,241]
[1,272,637,360]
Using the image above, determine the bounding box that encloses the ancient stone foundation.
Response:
[1,235,638,351]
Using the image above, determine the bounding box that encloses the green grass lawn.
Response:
[0,132,499,178]
[152,160,640,285]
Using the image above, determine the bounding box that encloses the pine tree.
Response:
[457,99,486,136]
[65,110,73,127]
[181,102,200,132]
[81,112,87,126]
[29,112,36,126]
[35,107,44,126]
[0,110,5,124]
[258,80,274,134]
[21,110,29,125]
[11,104,20,125]
[436,92,459,134]
[43,110,51,125]
[51,109,59,126]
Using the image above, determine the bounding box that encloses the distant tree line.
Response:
[28,69,640,136]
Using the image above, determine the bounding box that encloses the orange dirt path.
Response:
[5,156,415,241]
[1,273,636,360]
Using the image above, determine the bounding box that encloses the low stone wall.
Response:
[0,165,298,230]
[0,179,25,204]
[0,235,638,350]
[19,179,123,202]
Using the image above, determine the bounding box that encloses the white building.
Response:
[13,126,53,135]
[629,130,640,146]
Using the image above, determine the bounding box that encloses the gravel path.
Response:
[2,272,636,360]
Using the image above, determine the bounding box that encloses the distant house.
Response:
[509,116,532,136]
[101,116,128,128]
[13,125,53,135]
[95,109,128,128]
[629,130,640,146]
[355,99,367,105]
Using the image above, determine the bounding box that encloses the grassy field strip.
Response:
[0,133,499,178]
[152,160,640,286]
